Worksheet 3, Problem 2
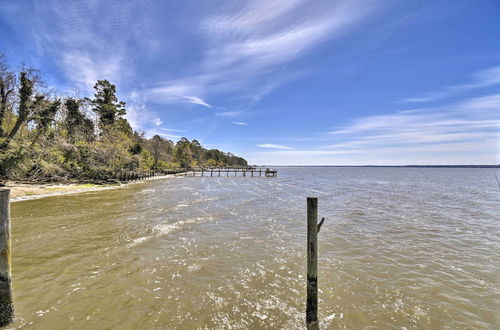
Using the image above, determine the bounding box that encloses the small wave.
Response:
[128,236,151,247]
[128,216,214,247]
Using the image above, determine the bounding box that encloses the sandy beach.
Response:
[4,174,177,202]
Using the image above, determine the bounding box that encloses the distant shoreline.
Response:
[259,165,500,168]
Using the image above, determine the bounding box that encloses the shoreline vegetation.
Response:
[0,53,247,186]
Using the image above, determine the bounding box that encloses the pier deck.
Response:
[178,167,277,177]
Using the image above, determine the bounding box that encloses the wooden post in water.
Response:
[0,189,14,326]
[306,197,324,330]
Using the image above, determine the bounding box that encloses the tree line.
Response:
[0,53,247,183]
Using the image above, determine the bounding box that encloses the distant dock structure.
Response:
[178,167,277,177]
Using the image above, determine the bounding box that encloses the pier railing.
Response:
[177,167,277,177]
[111,167,277,183]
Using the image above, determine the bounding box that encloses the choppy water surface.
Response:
[8,167,500,329]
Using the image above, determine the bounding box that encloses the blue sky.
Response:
[0,0,499,165]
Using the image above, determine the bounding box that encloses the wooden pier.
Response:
[110,167,276,183]
[178,167,277,178]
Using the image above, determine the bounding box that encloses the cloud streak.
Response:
[183,96,212,108]
[257,144,295,150]
[247,92,500,165]
[328,93,499,151]
[147,0,375,105]
[402,65,500,103]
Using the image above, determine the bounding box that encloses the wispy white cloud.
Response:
[147,0,376,104]
[144,128,183,141]
[58,51,123,91]
[247,92,500,165]
[328,93,499,149]
[232,121,248,126]
[1,0,157,94]
[153,118,162,126]
[127,90,169,130]
[402,65,500,103]
[247,139,498,165]
[257,144,295,150]
[215,111,243,118]
[183,96,212,108]
[160,128,187,133]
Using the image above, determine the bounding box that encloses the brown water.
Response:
[7,167,500,329]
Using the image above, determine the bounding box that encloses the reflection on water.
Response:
[9,168,500,329]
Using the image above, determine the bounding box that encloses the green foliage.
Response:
[64,98,94,141]
[0,53,247,183]
[141,149,155,170]
[206,158,217,167]
[174,137,193,168]
[89,80,126,128]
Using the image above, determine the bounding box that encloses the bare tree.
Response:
[0,54,16,137]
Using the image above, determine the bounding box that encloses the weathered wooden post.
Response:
[0,189,14,326]
[306,197,324,330]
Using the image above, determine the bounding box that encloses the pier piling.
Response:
[0,189,14,326]
[306,197,324,330]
